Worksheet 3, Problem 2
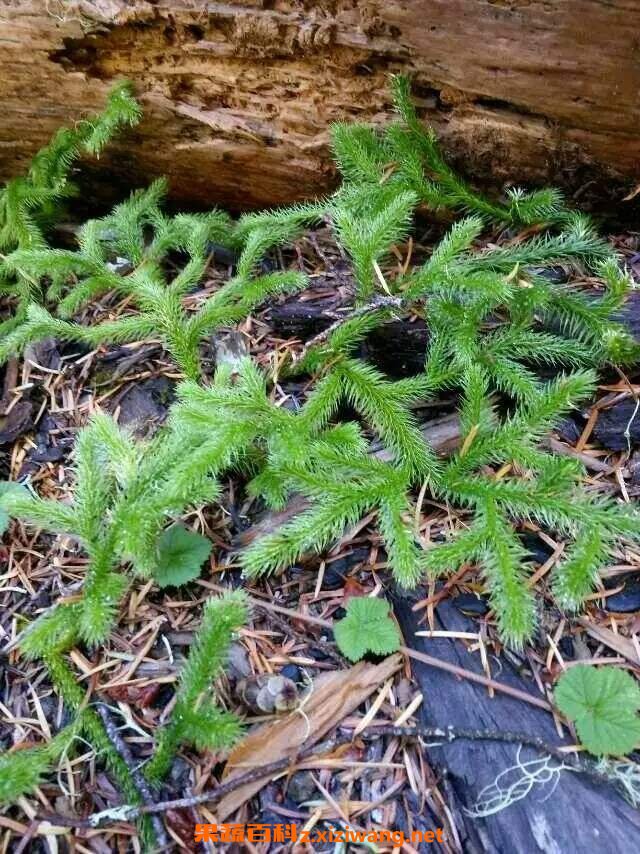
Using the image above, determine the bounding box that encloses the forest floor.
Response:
[1,221,640,853]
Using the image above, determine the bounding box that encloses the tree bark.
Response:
[2,2,639,211]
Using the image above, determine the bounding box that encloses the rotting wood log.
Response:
[393,596,640,853]
[2,2,640,212]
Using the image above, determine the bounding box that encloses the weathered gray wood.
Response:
[393,595,640,854]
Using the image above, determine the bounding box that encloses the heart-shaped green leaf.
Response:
[555,665,640,756]
[154,525,212,588]
[334,597,401,662]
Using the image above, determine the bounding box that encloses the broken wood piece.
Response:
[393,596,640,853]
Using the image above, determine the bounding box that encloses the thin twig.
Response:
[293,294,404,365]
[94,702,169,848]
[38,723,608,829]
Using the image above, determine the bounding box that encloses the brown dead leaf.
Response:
[165,808,198,852]
[103,685,132,703]
[0,399,34,445]
[342,576,367,603]
[103,682,161,708]
[137,683,161,708]
[629,614,640,636]
[215,654,402,819]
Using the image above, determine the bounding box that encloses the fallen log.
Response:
[3,3,640,210]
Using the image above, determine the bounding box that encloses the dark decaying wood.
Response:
[393,596,640,854]
[269,290,640,378]
[270,294,431,377]
[592,399,640,452]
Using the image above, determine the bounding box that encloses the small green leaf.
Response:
[574,709,640,758]
[154,525,212,588]
[334,597,401,662]
[555,665,640,756]
[0,481,29,535]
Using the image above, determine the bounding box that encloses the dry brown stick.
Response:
[39,732,348,829]
[38,723,604,829]
[398,645,552,711]
[0,356,18,412]
[94,702,169,849]
[200,582,553,712]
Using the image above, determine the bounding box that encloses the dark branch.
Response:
[38,723,613,830]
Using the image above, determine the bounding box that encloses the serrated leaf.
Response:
[575,709,640,757]
[555,665,640,718]
[154,525,212,588]
[555,665,640,756]
[333,597,401,662]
